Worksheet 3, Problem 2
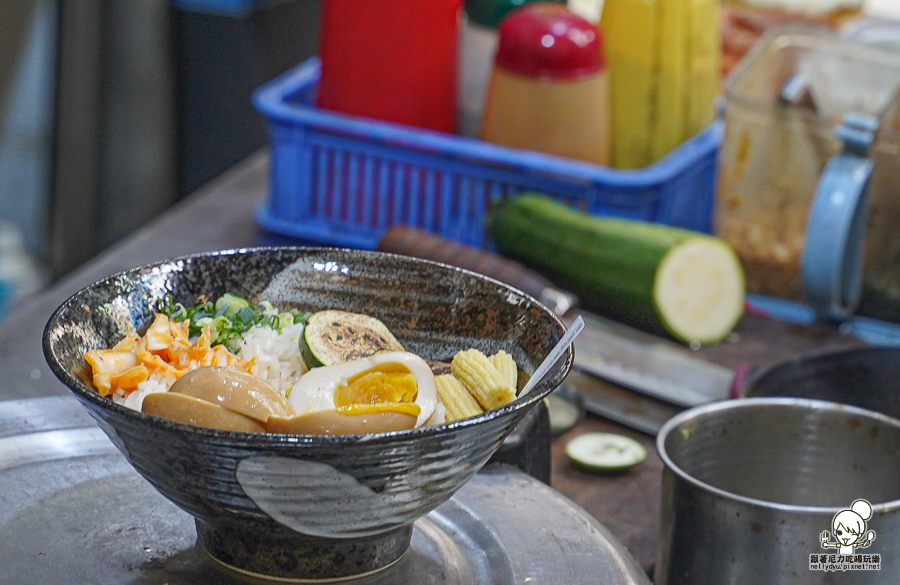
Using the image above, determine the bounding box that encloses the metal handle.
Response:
[801,112,878,321]
[377,226,576,315]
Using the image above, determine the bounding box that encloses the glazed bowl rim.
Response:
[42,246,573,446]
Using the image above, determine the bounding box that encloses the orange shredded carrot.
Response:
[110,365,150,390]
[84,312,252,397]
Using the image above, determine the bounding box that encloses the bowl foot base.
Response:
[196,520,412,582]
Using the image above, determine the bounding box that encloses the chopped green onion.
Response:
[155,293,307,353]
[215,293,251,317]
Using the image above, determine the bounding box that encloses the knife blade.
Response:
[561,369,682,435]
[567,311,734,408]
[377,227,736,411]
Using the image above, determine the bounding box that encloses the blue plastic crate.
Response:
[253,57,722,250]
[172,0,284,16]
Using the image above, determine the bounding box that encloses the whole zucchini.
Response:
[489,194,745,344]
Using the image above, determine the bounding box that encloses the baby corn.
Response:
[489,350,518,395]
[435,374,483,421]
[451,349,515,410]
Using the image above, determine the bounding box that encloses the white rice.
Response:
[114,322,307,411]
[120,379,168,411]
[237,322,307,395]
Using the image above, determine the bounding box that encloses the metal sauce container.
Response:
[481,3,611,165]
[656,398,900,584]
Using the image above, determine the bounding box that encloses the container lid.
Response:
[495,3,605,79]
[725,26,900,141]
[466,0,564,29]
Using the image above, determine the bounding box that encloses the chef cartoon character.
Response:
[821,499,876,555]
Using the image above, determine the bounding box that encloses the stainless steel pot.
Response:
[742,346,900,421]
[655,398,900,584]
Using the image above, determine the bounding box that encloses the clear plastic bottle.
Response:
[481,3,611,165]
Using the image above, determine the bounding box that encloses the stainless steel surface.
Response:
[562,370,680,436]
[567,312,735,408]
[538,287,577,316]
[0,396,651,585]
[655,398,900,584]
[742,345,900,421]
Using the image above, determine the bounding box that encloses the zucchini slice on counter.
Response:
[565,432,647,473]
[300,310,404,369]
[489,194,745,344]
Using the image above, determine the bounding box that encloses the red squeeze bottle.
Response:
[316,0,461,133]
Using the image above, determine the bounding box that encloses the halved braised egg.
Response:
[284,351,438,429]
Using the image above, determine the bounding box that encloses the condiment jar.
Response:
[716,28,900,322]
[457,0,565,137]
[480,3,610,165]
[316,0,461,133]
[725,0,863,24]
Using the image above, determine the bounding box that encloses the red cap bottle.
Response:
[481,3,611,165]
[495,3,605,79]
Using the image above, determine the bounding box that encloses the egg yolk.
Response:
[334,363,419,407]
[335,403,421,417]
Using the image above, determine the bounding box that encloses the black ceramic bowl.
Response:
[42,247,572,581]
